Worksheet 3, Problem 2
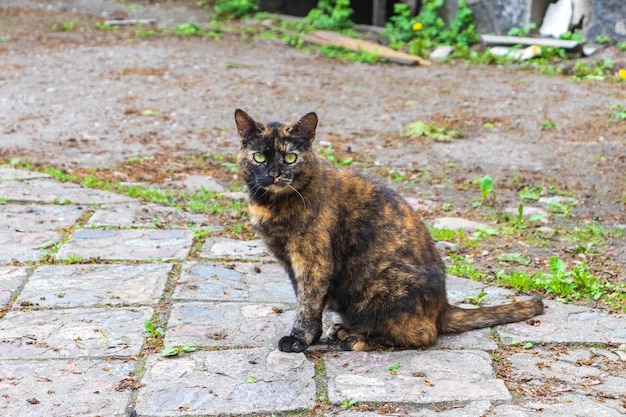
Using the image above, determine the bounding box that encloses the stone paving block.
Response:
[200,237,273,261]
[0,267,28,309]
[174,262,294,303]
[166,301,295,348]
[15,264,171,308]
[507,347,626,405]
[328,401,494,417]
[432,329,497,351]
[56,229,194,261]
[0,203,85,232]
[88,201,216,228]
[0,231,61,263]
[0,358,135,417]
[497,299,626,345]
[0,178,134,204]
[0,167,50,181]
[325,350,511,405]
[135,348,316,416]
[0,307,152,359]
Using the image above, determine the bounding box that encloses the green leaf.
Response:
[388,363,401,371]
[245,376,258,383]
[162,346,181,357]
[523,342,534,349]
[498,253,531,266]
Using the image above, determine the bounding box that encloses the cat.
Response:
[235,109,543,353]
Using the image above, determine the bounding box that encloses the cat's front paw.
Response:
[278,336,309,353]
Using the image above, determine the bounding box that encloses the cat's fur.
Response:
[235,109,543,353]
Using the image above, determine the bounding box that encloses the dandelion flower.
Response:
[619,68,626,79]
[412,22,423,31]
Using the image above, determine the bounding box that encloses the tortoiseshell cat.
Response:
[235,109,543,353]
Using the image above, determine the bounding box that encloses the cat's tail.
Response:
[437,295,544,334]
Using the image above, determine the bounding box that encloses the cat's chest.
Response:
[248,203,299,231]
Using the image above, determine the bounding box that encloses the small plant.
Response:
[472,175,494,207]
[519,186,542,201]
[52,21,77,32]
[62,253,84,264]
[213,0,258,20]
[498,253,531,266]
[404,120,463,142]
[175,23,201,36]
[320,144,354,167]
[540,120,556,130]
[340,398,358,409]
[464,291,488,306]
[387,363,401,374]
[595,34,612,44]
[162,344,198,357]
[610,104,626,121]
[144,321,165,341]
[300,0,354,31]
[508,22,537,37]
[245,376,258,383]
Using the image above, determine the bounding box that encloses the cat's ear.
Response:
[290,112,318,144]
[234,109,261,142]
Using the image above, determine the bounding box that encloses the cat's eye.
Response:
[253,153,266,163]
[283,153,297,164]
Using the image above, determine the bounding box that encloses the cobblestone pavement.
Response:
[1,167,625,417]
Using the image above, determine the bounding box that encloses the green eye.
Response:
[284,153,297,164]
[253,153,266,163]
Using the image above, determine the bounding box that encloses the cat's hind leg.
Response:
[327,325,373,351]
[326,323,349,341]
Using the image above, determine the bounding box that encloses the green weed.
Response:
[300,0,354,31]
[507,22,536,37]
[464,291,488,306]
[144,320,165,342]
[404,120,463,142]
[610,104,626,121]
[340,398,358,409]
[162,343,198,357]
[540,120,556,130]
[320,144,354,167]
[213,0,258,20]
[519,186,542,201]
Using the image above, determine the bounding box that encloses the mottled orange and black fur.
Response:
[235,109,543,353]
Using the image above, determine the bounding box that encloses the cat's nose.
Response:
[269,170,279,180]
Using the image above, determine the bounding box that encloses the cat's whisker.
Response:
[287,184,307,209]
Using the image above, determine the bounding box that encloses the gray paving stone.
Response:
[135,348,316,416]
[497,299,626,345]
[200,237,273,260]
[56,229,194,261]
[0,231,61,263]
[0,203,85,232]
[433,217,490,232]
[88,201,215,228]
[174,262,294,303]
[0,307,152,359]
[166,301,295,348]
[0,167,50,180]
[0,178,134,204]
[432,329,497,351]
[15,264,171,308]
[507,347,626,402]
[489,399,623,417]
[325,350,511,405]
[0,267,28,309]
[0,358,135,417]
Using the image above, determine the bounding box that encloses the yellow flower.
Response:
[412,22,423,31]
[619,69,626,79]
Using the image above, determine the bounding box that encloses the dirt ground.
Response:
[1,2,624,310]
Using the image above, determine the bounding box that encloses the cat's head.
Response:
[235,109,318,198]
